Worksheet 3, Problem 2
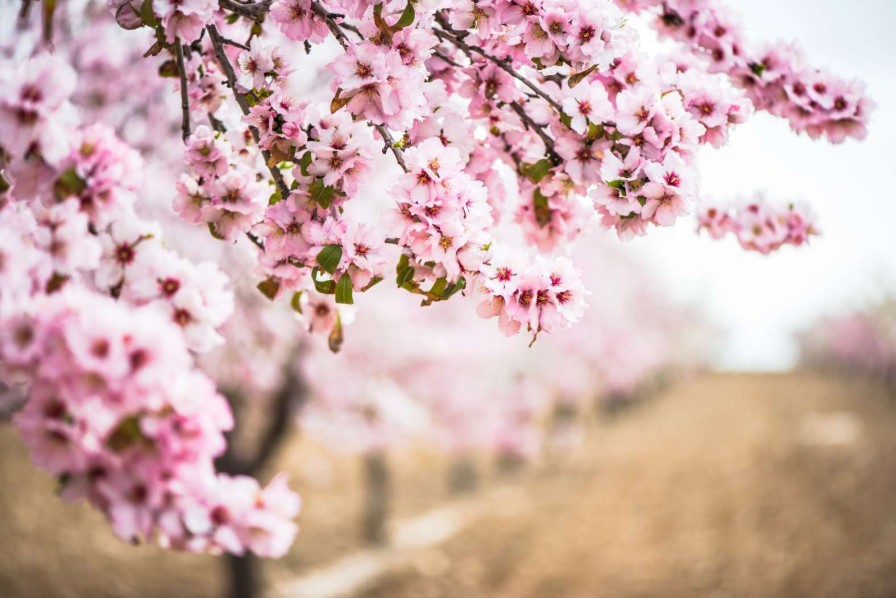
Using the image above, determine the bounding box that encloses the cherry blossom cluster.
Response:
[0,53,300,557]
[697,198,818,255]
[176,124,269,240]
[83,0,864,345]
[388,139,493,283]
[477,253,587,340]
[444,0,634,71]
[619,0,872,143]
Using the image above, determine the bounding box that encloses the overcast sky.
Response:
[626,0,896,370]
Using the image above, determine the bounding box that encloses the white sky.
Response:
[625,0,896,371]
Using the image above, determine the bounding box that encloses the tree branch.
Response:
[310,2,349,49]
[218,0,273,20]
[175,41,191,142]
[508,102,562,165]
[433,16,564,114]
[370,124,408,173]
[206,24,291,199]
[218,356,309,476]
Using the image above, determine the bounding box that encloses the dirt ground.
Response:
[2,373,896,598]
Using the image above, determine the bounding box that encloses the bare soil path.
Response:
[2,373,895,597]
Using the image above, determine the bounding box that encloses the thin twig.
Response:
[220,35,251,51]
[17,0,34,29]
[207,24,291,199]
[371,124,408,173]
[310,2,349,49]
[246,231,266,251]
[433,17,564,114]
[508,102,561,165]
[175,41,191,141]
[433,49,464,68]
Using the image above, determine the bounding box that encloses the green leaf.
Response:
[330,88,351,113]
[310,178,335,208]
[316,244,343,275]
[395,254,415,287]
[523,159,551,183]
[533,188,551,227]
[140,0,158,27]
[311,267,336,294]
[360,276,383,292]
[0,173,10,195]
[207,222,225,240]
[257,278,280,300]
[106,416,144,452]
[429,277,448,297]
[373,3,390,36]
[290,291,304,313]
[607,179,627,193]
[394,2,416,29]
[328,313,344,353]
[568,65,597,88]
[268,190,283,205]
[442,276,466,299]
[298,151,312,177]
[53,168,87,200]
[749,62,767,78]
[587,123,603,141]
[158,59,179,78]
[335,274,354,304]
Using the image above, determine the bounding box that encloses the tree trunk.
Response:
[216,355,309,598]
[447,454,478,495]
[362,450,390,545]
[225,553,258,598]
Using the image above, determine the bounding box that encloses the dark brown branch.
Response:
[508,102,562,165]
[18,0,34,29]
[433,49,464,68]
[246,231,266,251]
[433,17,564,114]
[218,0,273,20]
[310,2,349,49]
[219,35,251,51]
[218,359,309,477]
[175,41,191,141]
[243,364,308,474]
[206,24,291,199]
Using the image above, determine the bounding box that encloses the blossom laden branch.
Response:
[206,24,291,199]
[432,17,564,114]
[175,40,191,141]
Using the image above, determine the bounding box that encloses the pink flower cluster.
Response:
[477,252,587,339]
[1,286,297,557]
[152,0,218,44]
[271,0,329,44]
[87,0,868,346]
[329,38,432,130]
[0,54,300,557]
[621,0,872,142]
[446,0,633,71]
[387,139,493,283]
[697,198,818,255]
[176,125,269,241]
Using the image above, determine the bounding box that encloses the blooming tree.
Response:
[798,299,896,383]
[0,0,870,565]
